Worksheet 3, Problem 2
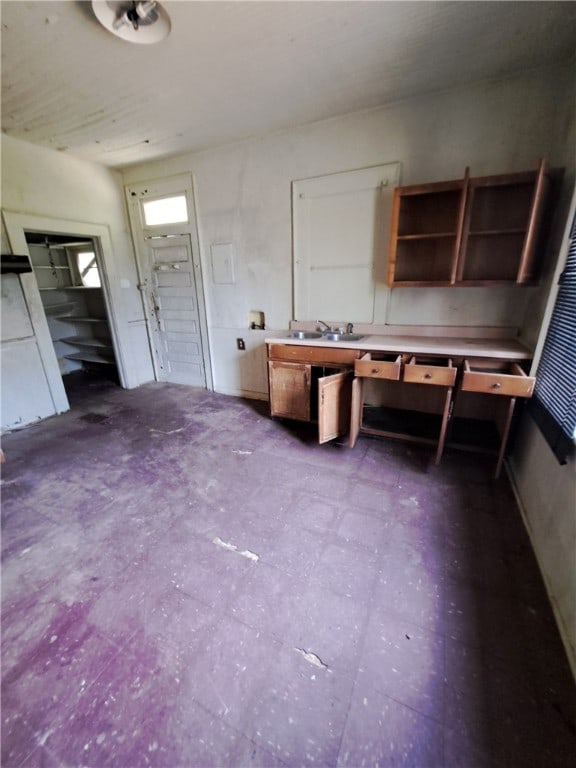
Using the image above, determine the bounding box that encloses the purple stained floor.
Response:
[1,370,575,767]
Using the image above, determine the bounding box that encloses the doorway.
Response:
[125,176,212,388]
[25,231,120,403]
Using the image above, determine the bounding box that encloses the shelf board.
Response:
[34,266,71,270]
[60,336,111,349]
[391,280,454,288]
[467,229,526,237]
[397,232,457,240]
[44,302,76,315]
[61,316,107,323]
[362,406,443,442]
[64,352,115,365]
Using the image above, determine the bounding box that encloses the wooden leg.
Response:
[494,397,516,479]
[435,386,453,465]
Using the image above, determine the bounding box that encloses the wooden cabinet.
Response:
[387,174,468,286]
[354,352,402,380]
[387,161,549,286]
[457,164,548,284]
[403,355,457,386]
[351,354,455,464]
[267,344,358,444]
[461,360,535,397]
[450,359,536,477]
[267,341,535,476]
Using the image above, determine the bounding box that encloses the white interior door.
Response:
[145,235,206,386]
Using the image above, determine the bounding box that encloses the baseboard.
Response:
[505,458,576,682]
[213,386,268,402]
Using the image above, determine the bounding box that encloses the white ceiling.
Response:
[2,1,575,169]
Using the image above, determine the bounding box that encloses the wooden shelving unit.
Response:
[388,174,468,286]
[387,160,549,286]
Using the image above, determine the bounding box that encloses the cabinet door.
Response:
[268,361,311,421]
[318,370,353,444]
[457,160,548,284]
[349,376,364,448]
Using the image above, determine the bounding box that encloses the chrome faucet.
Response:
[317,320,332,332]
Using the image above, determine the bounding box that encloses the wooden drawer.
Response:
[268,344,359,365]
[403,356,457,386]
[461,360,535,397]
[354,352,402,380]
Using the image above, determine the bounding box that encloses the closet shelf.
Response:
[44,302,76,315]
[64,352,115,365]
[60,336,111,349]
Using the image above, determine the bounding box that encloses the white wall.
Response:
[509,186,576,678]
[510,420,576,677]
[122,63,574,399]
[1,135,155,395]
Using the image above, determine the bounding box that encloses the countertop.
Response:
[264,332,533,360]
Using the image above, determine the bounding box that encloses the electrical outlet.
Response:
[236,338,245,350]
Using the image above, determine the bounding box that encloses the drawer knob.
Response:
[424,373,432,379]
[491,382,502,389]
[371,368,379,374]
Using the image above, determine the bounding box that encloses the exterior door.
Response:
[144,235,206,386]
[126,175,211,389]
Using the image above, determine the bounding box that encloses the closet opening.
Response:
[25,231,121,404]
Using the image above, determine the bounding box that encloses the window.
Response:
[75,250,101,287]
[530,210,576,464]
[142,195,188,226]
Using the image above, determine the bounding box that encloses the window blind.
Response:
[530,212,576,464]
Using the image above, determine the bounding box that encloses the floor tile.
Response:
[359,609,445,721]
[1,375,574,768]
[338,679,444,767]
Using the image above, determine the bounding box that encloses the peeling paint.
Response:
[149,427,185,435]
[294,648,329,669]
[212,537,259,562]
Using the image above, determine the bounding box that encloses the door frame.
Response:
[2,211,129,392]
[124,174,213,390]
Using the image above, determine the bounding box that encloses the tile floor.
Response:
[1,372,575,767]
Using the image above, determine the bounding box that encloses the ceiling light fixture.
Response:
[91,1,171,44]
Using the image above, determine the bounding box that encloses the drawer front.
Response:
[354,353,402,380]
[268,344,358,365]
[403,356,456,386]
[461,361,535,397]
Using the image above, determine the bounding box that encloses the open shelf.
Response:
[392,237,457,283]
[447,416,501,454]
[44,302,76,316]
[64,352,115,365]
[60,336,111,349]
[362,406,442,443]
[388,161,548,286]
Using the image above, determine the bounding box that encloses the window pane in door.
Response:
[142,195,188,226]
